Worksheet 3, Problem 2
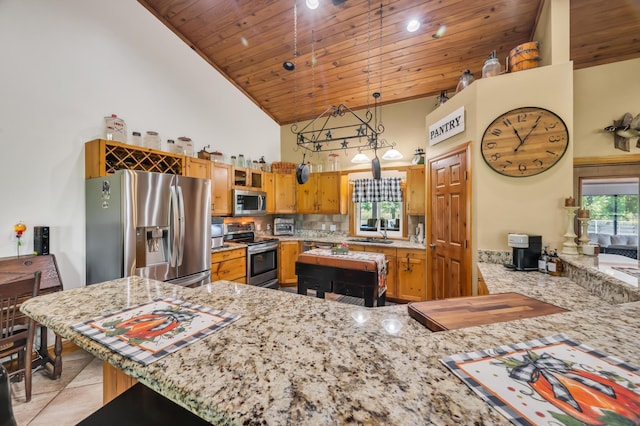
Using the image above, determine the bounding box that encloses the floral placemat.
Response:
[612,266,640,279]
[71,298,239,365]
[440,334,640,426]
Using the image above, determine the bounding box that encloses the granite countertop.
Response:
[22,270,640,425]
[274,234,426,250]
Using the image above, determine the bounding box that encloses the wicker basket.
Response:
[271,161,297,174]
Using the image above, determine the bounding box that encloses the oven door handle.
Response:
[247,243,278,255]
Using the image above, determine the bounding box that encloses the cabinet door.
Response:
[212,163,232,216]
[278,241,300,285]
[263,172,275,214]
[396,248,426,302]
[295,174,317,213]
[211,257,246,282]
[316,172,341,213]
[275,172,296,213]
[185,157,211,180]
[406,165,425,215]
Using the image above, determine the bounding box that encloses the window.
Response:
[581,178,639,235]
[355,201,403,238]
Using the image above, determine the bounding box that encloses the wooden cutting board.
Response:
[408,292,568,332]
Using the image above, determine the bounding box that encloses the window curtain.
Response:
[352,177,403,203]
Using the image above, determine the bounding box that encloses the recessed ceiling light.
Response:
[306,0,319,9]
[406,19,420,33]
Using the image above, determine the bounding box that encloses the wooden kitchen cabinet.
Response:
[405,165,425,215]
[211,247,246,283]
[84,139,184,178]
[232,167,263,189]
[278,241,300,286]
[274,172,296,214]
[184,157,211,180]
[397,248,426,301]
[212,163,232,216]
[296,172,341,214]
[263,171,275,214]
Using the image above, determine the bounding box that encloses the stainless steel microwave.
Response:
[232,189,266,216]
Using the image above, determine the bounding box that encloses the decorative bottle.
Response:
[547,249,563,277]
[538,246,549,274]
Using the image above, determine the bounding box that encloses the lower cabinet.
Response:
[396,248,426,301]
[211,247,246,283]
[278,241,300,286]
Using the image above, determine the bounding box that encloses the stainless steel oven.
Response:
[246,240,278,289]
[224,221,279,289]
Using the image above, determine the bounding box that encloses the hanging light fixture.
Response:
[351,151,371,163]
[290,0,399,163]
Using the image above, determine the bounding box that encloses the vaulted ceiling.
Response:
[138,0,640,125]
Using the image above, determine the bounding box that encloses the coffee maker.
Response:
[505,234,542,271]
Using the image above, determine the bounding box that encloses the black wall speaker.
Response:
[34,226,50,255]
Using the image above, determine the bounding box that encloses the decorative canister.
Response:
[143,131,161,151]
[508,41,540,72]
[104,114,127,143]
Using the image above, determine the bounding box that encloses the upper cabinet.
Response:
[274,172,296,214]
[296,172,342,214]
[233,167,263,190]
[184,157,211,180]
[263,171,276,214]
[405,165,425,215]
[211,163,232,216]
[85,139,184,178]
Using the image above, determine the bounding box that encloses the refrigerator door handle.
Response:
[170,186,180,267]
[176,184,186,267]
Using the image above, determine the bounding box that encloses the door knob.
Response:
[429,244,436,249]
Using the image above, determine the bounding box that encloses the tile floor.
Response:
[10,349,102,426]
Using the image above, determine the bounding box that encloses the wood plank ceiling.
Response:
[138,0,640,125]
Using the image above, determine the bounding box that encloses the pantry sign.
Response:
[429,106,465,146]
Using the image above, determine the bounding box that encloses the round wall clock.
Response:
[481,107,569,177]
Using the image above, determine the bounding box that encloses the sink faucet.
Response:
[377,219,387,240]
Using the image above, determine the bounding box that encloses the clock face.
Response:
[481,107,569,177]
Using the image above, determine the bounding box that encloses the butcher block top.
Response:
[297,249,381,272]
[408,292,568,332]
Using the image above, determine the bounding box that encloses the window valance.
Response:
[352,177,403,203]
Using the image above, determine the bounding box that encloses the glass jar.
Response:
[328,153,340,171]
[237,154,245,168]
[143,131,161,151]
[211,151,224,163]
[482,51,502,78]
[455,69,475,93]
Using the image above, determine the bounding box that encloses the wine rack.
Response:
[85,139,185,178]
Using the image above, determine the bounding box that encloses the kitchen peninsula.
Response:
[21,260,640,425]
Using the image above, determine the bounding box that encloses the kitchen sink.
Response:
[347,238,394,244]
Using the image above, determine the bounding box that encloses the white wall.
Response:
[0,1,280,288]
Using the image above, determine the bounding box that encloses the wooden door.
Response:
[211,163,231,216]
[428,144,471,300]
[405,165,426,215]
[278,241,300,286]
[316,172,341,213]
[296,174,317,213]
[397,248,426,301]
[275,172,296,213]
[184,157,211,180]
[263,172,275,214]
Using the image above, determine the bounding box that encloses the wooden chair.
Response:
[0,271,41,402]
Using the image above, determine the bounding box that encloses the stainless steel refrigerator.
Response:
[86,170,211,287]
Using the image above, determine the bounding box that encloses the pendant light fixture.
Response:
[291,0,399,165]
